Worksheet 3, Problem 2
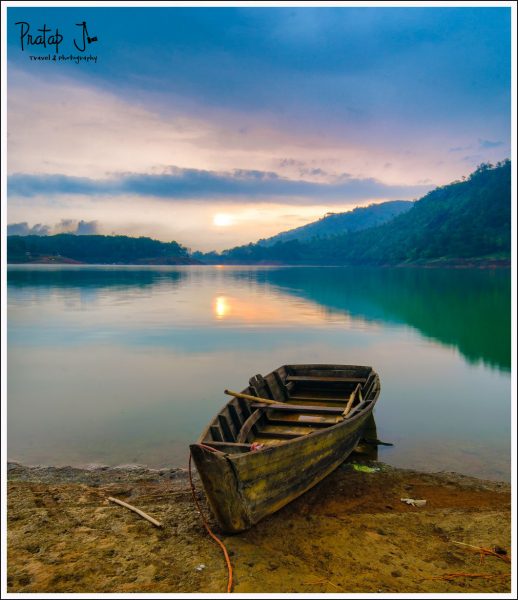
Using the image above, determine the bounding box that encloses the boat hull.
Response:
[190,408,373,533]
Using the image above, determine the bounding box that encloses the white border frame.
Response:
[1,1,516,598]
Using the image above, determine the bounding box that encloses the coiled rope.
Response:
[188,446,233,593]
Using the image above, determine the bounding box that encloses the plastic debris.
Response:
[351,464,380,473]
[400,497,427,507]
[195,564,206,571]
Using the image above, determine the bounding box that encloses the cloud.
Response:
[7,219,100,236]
[5,8,510,250]
[54,219,100,235]
[7,66,507,195]
[76,220,100,235]
[8,7,509,129]
[7,222,50,236]
[7,168,431,204]
[478,138,504,149]
[299,167,330,179]
[54,219,78,233]
[278,158,307,168]
[277,159,351,182]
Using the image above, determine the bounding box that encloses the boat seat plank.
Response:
[251,403,343,415]
[286,376,366,383]
[266,413,338,425]
[267,418,330,428]
[288,395,349,404]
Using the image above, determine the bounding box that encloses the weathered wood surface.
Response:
[206,441,252,451]
[236,410,263,443]
[286,376,366,383]
[218,414,235,442]
[267,418,329,429]
[342,383,362,418]
[192,410,373,531]
[256,430,308,440]
[224,389,288,406]
[191,364,380,532]
[251,403,344,414]
[287,394,354,403]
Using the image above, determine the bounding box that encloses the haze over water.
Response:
[7,265,511,480]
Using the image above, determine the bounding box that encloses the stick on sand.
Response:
[107,496,162,528]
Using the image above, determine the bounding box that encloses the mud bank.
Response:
[7,460,511,593]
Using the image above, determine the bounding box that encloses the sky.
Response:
[6,5,511,251]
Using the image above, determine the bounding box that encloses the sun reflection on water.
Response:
[214,295,229,319]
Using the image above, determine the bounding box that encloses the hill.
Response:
[204,160,511,266]
[7,234,198,265]
[258,200,412,246]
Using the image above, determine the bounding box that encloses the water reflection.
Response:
[232,267,511,372]
[214,296,229,319]
[7,265,186,290]
[8,265,510,370]
[7,265,510,477]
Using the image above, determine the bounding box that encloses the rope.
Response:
[188,446,233,593]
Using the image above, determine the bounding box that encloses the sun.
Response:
[213,213,234,227]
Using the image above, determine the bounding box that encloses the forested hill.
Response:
[203,160,511,266]
[258,200,412,246]
[7,234,198,265]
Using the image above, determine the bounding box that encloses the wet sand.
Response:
[7,459,511,593]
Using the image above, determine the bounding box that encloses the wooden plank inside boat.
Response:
[267,418,329,428]
[286,375,366,383]
[250,403,344,414]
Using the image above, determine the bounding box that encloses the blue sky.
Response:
[7,6,511,250]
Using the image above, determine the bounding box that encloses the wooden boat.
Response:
[190,364,380,533]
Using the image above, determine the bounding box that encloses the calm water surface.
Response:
[7,266,511,480]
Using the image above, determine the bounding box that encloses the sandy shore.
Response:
[7,459,511,593]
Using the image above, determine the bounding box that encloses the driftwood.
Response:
[107,496,162,527]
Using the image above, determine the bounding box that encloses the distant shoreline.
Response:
[6,257,201,266]
[7,259,511,268]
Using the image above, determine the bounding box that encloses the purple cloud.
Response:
[8,167,431,204]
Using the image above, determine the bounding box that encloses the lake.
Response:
[7,265,511,480]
